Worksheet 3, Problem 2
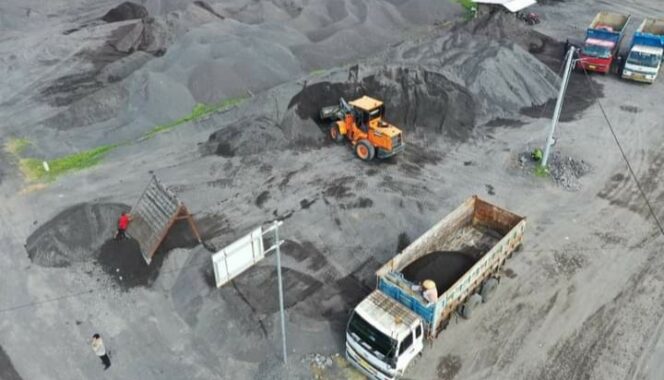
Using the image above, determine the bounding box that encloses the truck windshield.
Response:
[582,44,612,58]
[627,51,661,68]
[348,313,397,361]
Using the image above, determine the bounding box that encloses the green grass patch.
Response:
[5,138,31,156]
[534,164,550,177]
[309,69,326,77]
[20,144,118,182]
[14,96,248,183]
[144,97,247,139]
[453,0,476,19]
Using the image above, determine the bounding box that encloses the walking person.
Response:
[114,211,132,240]
[91,334,111,370]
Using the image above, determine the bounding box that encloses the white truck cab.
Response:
[622,44,663,83]
[346,290,424,380]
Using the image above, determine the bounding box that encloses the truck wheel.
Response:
[480,278,499,303]
[329,124,344,143]
[355,140,375,161]
[460,294,482,319]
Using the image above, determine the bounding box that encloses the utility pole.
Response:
[542,46,575,168]
[263,220,287,364]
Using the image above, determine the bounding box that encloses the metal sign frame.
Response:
[211,221,288,363]
[212,227,265,288]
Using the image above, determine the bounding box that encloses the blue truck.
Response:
[622,18,664,83]
[345,196,526,379]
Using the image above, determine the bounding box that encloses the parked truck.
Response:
[577,11,631,74]
[622,18,664,83]
[345,196,526,380]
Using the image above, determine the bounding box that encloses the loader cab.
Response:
[349,96,386,130]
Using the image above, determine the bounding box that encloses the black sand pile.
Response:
[462,12,602,121]
[97,238,159,290]
[401,251,477,293]
[102,2,148,23]
[26,203,129,267]
[28,203,226,288]
[287,66,476,142]
[0,345,22,380]
[97,217,223,290]
[228,265,323,315]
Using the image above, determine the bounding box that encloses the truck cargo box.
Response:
[375,196,526,337]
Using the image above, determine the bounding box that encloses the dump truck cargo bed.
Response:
[375,196,526,337]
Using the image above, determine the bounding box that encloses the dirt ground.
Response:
[2,0,664,379]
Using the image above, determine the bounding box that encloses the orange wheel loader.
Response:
[319,96,405,161]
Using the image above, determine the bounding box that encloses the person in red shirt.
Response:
[114,212,132,240]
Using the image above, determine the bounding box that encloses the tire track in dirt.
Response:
[532,233,664,380]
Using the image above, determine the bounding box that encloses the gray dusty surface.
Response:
[2,1,664,380]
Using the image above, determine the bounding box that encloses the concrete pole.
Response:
[274,222,287,364]
[542,46,575,168]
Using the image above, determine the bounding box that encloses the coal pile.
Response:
[26,203,129,267]
[401,251,477,293]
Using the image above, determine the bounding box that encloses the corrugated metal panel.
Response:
[212,227,265,287]
[127,176,181,264]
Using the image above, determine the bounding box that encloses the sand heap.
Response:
[25,203,129,267]
[382,12,561,123]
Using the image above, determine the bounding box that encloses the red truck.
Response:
[577,11,631,74]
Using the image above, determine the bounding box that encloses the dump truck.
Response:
[345,196,526,380]
[320,96,405,161]
[577,11,631,74]
[622,18,664,83]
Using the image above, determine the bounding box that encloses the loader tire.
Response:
[330,124,344,143]
[355,140,375,161]
[480,277,499,303]
[460,294,482,319]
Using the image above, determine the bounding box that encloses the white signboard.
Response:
[212,227,265,288]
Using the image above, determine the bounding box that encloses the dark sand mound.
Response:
[226,265,323,315]
[203,116,291,157]
[97,217,219,290]
[288,66,476,142]
[0,345,22,380]
[402,251,477,293]
[102,2,148,23]
[26,203,129,267]
[460,11,603,121]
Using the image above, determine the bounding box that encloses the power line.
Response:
[0,242,655,314]
[579,65,664,238]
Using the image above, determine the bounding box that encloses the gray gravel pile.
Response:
[519,151,591,191]
[547,151,591,191]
